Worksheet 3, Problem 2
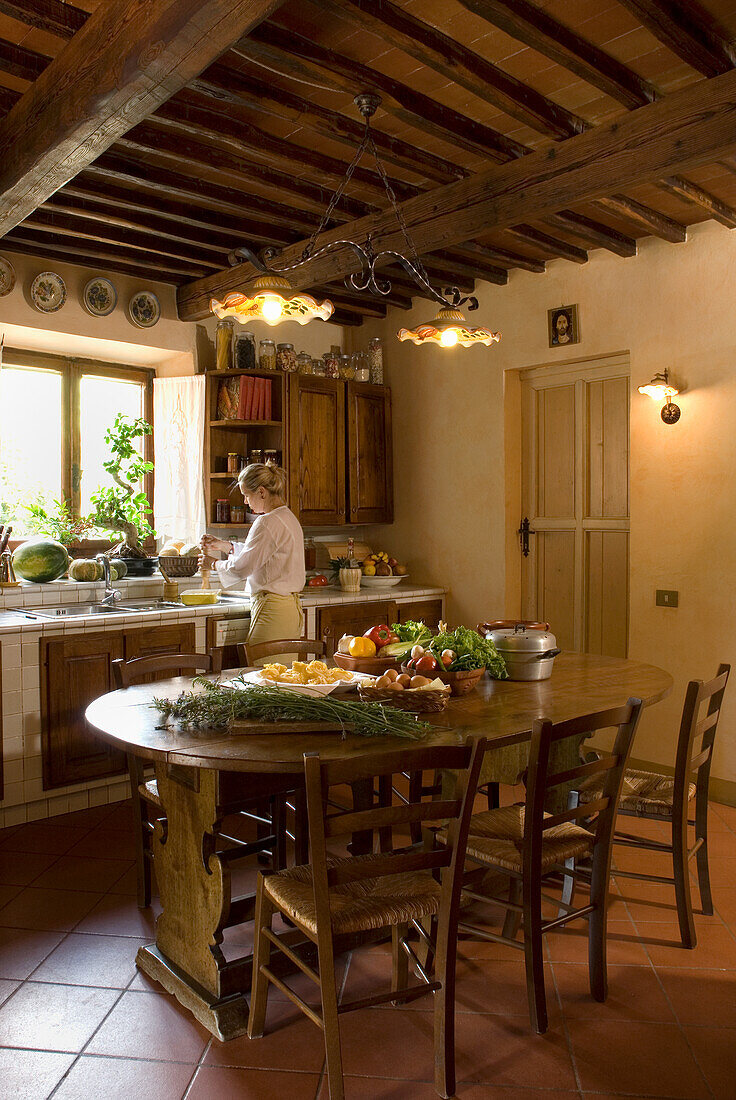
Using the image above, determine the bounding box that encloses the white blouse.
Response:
[214,506,306,595]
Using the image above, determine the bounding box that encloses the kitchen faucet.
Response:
[96,554,121,606]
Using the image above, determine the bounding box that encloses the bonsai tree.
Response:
[90,414,154,558]
[25,497,95,546]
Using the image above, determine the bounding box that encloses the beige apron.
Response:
[247,591,304,665]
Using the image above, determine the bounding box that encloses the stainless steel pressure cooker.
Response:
[485,623,561,681]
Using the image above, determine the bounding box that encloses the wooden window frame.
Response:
[2,347,155,552]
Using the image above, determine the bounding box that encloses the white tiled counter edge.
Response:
[0,578,446,826]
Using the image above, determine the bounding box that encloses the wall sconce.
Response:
[638,369,681,424]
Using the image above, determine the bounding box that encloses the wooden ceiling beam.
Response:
[433,251,508,286]
[616,0,736,77]
[323,0,583,139]
[451,240,546,273]
[507,225,588,264]
[593,194,687,243]
[190,63,465,186]
[544,211,638,257]
[0,1,86,38]
[2,238,182,285]
[317,284,412,313]
[236,23,528,161]
[658,174,736,228]
[5,227,211,278]
[455,0,656,109]
[0,37,48,81]
[0,0,288,235]
[177,63,736,319]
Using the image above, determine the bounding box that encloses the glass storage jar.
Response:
[276,342,297,372]
[352,351,370,382]
[312,357,326,377]
[264,449,278,466]
[338,354,355,380]
[215,498,231,524]
[297,351,313,374]
[258,339,276,371]
[249,448,263,466]
[230,504,245,524]
[235,332,255,370]
[304,537,316,570]
[227,452,241,475]
[216,319,234,371]
[369,336,384,384]
[322,351,339,379]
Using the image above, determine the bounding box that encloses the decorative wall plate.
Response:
[31,271,67,313]
[128,290,160,328]
[83,276,117,317]
[0,255,15,296]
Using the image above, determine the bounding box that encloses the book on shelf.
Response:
[216,376,240,420]
[216,374,272,421]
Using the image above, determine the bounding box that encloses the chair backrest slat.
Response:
[326,847,451,886]
[239,638,325,666]
[543,800,606,830]
[675,664,730,810]
[319,744,472,788]
[689,744,713,772]
[112,650,222,688]
[323,799,461,839]
[547,754,617,789]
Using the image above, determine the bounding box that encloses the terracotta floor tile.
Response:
[73,892,160,938]
[86,988,210,1062]
[30,932,147,988]
[656,966,736,1026]
[0,886,104,932]
[713,886,736,925]
[0,976,19,1005]
[0,1047,75,1100]
[697,856,736,886]
[204,1000,326,1073]
[684,1024,736,1099]
[636,920,736,967]
[0,822,90,854]
[46,806,112,829]
[52,1054,197,1099]
[0,927,66,979]
[711,802,736,829]
[545,919,650,965]
[100,802,136,830]
[188,1065,322,1100]
[65,828,137,861]
[0,882,21,908]
[32,855,134,894]
[615,880,688,922]
[0,849,60,886]
[567,1019,710,1097]
[552,962,675,1021]
[316,1076,441,1098]
[107,862,156,897]
[0,980,119,1051]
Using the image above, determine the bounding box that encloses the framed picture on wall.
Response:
[548,304,579,348]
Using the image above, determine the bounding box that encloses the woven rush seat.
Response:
[263,853,442,936]
[440,804,594,873]
[577,768,696,818]
[139,778,161,806]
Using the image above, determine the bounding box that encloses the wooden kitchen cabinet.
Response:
[318,600,398,657]
[124,622,196,680]
[346,382,393,524]
[395,599,445,632]
[288,374,346,526]
[42,631,127,789]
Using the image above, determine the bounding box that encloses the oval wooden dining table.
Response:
[85,652,672,1041]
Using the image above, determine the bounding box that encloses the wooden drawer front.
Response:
[318,600,398,657]
[124,622,197,681]
[347,382,393,524]
[42,633,126,790]
[289,375,346,526]
[396,599,444,632]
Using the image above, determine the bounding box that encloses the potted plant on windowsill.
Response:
[89,414,157,576]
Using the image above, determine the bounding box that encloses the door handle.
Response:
[517,516,536,557]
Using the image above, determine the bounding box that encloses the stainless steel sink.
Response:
[26,603,128,618]
[115,599,182,611]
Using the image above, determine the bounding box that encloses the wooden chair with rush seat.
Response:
[568,663,730,948]
[112,649,291,908]
[433,700,643,1034]
[247,739,486,1100]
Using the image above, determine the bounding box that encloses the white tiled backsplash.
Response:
[0,574,166,610]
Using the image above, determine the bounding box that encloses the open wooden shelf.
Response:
[209,419,281,429]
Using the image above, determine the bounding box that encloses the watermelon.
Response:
[68,558,103,582]
[13,538,69,583]
[110,558,128,579]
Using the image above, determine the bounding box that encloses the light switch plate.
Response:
[656,589,679,607]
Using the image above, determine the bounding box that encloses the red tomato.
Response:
[307,574,328,586]
[415,653,438,673]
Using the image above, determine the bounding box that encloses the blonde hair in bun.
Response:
[238,462,287,500]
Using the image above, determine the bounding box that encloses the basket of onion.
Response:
[401,645,485,697]
[358,668,450,713]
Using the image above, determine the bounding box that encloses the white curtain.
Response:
[153,375,206,546]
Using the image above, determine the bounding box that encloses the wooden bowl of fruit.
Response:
[401,646,486,696]
[333,651,401,675]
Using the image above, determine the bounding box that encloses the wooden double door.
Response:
[519,355,630,657]
[288,376,393,526]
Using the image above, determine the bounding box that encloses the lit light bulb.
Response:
[261,295,284,323]
[440,327,458,348]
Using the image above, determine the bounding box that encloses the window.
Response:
[0,350,153,542]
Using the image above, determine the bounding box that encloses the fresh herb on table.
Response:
[427,625,508,678]
[152,678,431,739]
[380,619,434,658]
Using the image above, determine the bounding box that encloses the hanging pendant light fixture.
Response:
[210,94,499,347]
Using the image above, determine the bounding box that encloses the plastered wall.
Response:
[359,221,736,790]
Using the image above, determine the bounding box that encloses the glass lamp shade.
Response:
[638,371,679,400]
[397,306,501,348]
[211,273,334,327]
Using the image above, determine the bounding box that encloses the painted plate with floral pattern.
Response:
[83,276,117,317]
[128,290,161,328]
[31,271,67,313]
[0,255,15,296]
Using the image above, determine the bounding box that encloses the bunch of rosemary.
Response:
[152,679,430,740]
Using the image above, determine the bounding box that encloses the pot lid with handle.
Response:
[487,623,558,654]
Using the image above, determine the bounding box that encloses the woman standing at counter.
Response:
[200,464,305,660]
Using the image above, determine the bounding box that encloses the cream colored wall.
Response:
[361,221,736,788]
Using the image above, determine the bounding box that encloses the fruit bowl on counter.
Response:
[360,574,408,588]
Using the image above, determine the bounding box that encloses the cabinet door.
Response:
[124,622,196,681]
[42,633,126,790]
[288,375,346,526]
[395,599,444,632]
[346,382,393,524]
[318,600,398,657]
